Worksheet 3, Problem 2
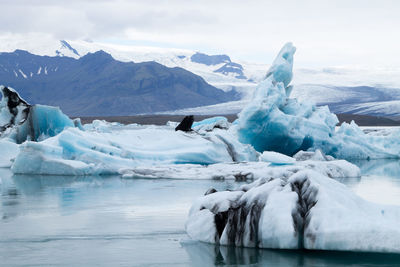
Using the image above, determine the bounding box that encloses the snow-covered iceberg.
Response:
[236,43,400,159]
[186,167,400,253]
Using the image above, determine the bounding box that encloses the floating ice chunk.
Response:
[185,209,217,243]
[72,117,84,130]
[0,86,30,132]
[260,151,295,165]
[293,149,334,161]
[12,127,258,175]
[235,43,339,156]
[192,116,229,133]
[0,86,76,143]
[83,119,123,133]
[327,121,400,159]
[120,157,359,180]
[11,140,98,175]
[235,43,400,160]
[264,42,296,88]
[186,169,400,253]
[120,162,271,180]
[0,139,19,167]
[15,104,75,143]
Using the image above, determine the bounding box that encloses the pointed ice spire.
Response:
[265,42,296,90]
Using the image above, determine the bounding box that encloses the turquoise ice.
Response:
[236,43,400,159]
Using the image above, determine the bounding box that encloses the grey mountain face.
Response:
[0,50,239,116]
[215,62,246,79]
[190,52,231,66]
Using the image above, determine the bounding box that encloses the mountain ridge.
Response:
[0,49,239,116]
[2,38,400,117]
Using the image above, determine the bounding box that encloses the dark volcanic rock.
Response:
[175,115,194,132]
[0,86,31,132]
[190,52,231,66]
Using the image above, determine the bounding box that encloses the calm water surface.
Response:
[1,160,400,266]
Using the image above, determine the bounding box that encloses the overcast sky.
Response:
[1,0,400,67]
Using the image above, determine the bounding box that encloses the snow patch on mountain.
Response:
[3,34,400,117]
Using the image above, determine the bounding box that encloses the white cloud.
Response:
[0,0,399,67]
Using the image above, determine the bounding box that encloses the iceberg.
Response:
[0,139,19,167]
[186,167,400,253]
[0,86,78,143]
[0,86,30,132]
[192,116,229,133]
[120,153,360,180]
[12,126,258,175]
[14,104,76,143]
[235,43,400,159]
[260,151,295,165]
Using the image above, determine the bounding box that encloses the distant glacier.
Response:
[1,37,400,117]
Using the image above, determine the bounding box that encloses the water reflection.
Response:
[336,159,400,205]
[1,187,20,221]
[2,160,400,265]
[350,159,400,178]
[183,241,400,266]
[12,175,83,194]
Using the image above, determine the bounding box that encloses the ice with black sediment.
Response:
[186,165,400,253]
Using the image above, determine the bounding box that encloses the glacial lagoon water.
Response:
[1,161,400,266]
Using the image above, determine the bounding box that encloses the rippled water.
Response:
[1,161,400,266]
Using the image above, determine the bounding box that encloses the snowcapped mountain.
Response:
[0,36,264,99]
[0,50,238,116]
[1,35,400,117]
